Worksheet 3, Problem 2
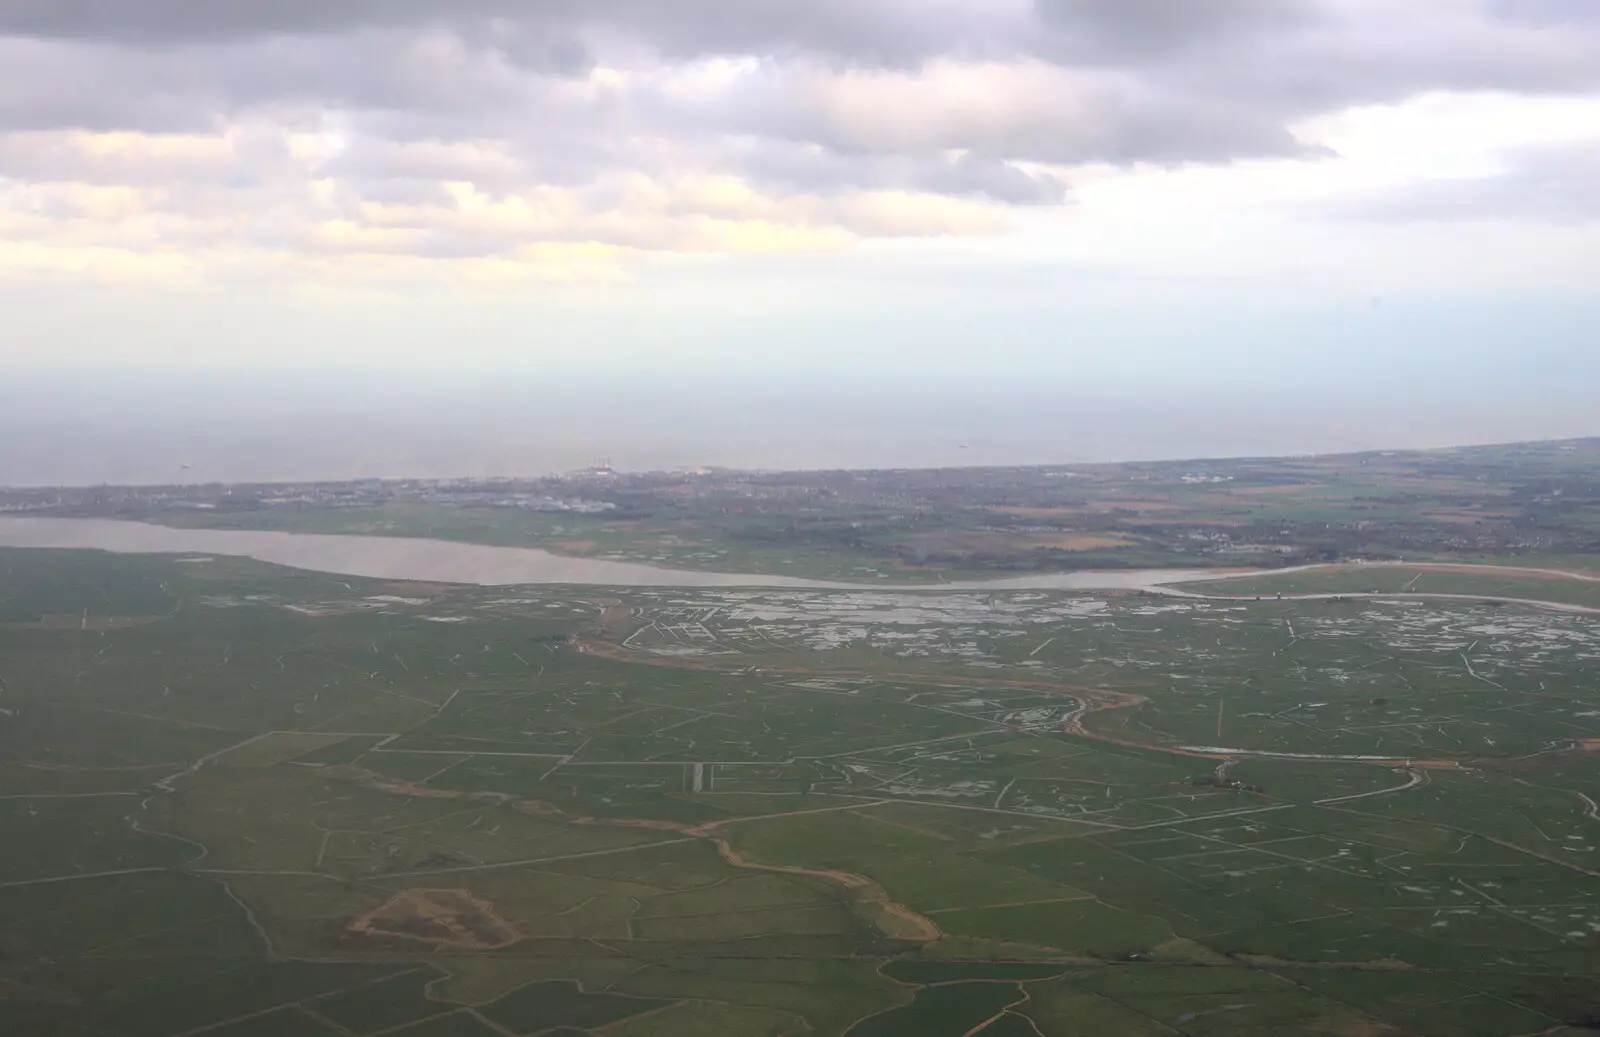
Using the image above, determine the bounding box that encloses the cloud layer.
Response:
[2,0,1599,285]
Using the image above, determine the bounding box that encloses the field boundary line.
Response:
[0,866,165,889]
[926,896,1093,915]
[383,836,699,878]
[1315,767,1426,804]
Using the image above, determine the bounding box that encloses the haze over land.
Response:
[4,373,1598,487]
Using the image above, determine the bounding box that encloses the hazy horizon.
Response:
[3,2,1599,489]
[3,371,1594,489]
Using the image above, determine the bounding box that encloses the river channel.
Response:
[0,517,1221,590]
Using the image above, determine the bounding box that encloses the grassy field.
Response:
[3,548,1600,1034]
[1179,563,1600,608]
[35,436,1592,581]
[141,504,971,581]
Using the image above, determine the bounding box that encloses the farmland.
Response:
[13,436,1600,581]
[1180,562,1600,610]
[3,547,1600,1034]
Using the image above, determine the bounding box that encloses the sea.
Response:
[1,371,1594,487]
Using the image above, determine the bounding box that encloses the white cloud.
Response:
[0,1,1598,293]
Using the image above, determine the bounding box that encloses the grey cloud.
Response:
[485,27,594,76]
[923,155,1071,204]
[732,144,1068,204]
[0,1,526,43]
[0,29,567,136]
[0,1,1018,65]
[680,57,1319,172]
[1487,0,1600,27]
[0,38,220,133]
[1031,87,1318,164]
[1036,0,1320,58]
[1227,9,1600,107]
[593,1,1025,66]
[5,0,1600,257]
[5,3,1600,157]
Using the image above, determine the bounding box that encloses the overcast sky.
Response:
[1,0,1597,384]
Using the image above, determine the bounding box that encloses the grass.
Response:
[881,961,1072,983]
[199,1008,351,1037]
[933,899,1172,957]
[603,1000,808,1037]
[63,436,1593,583]
[140,503,951,582]
[384,1013,508,1037]
[727,811,1085,914]
[1180,563,1600,608]
[0,548,174,621]
[0,796,199,883]
[4,547,1600,1033]
[477,980,667,1034]
[613,958,906,1037]
[844,982,1026,1037]
[1018,977,1175,1036]
[307,970,452,1035]
[97,962,414,1037]
[1285,968,1572,1035]
[967,1012,1039,1036]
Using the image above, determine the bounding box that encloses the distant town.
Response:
[0,471,629,516]
[3,440,1596,576]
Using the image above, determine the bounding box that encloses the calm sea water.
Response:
[1,372,1593,487]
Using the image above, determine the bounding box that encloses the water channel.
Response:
[0,517,1221,590]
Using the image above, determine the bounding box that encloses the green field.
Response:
[3,547,1600,1034]
[1179,563,1600,609]
[27,435,1598,580]
[139,503,967,582]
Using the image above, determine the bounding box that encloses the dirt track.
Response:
[707,836,942,943]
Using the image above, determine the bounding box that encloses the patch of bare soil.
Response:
[324,765,466,799]
[1420,510,1516,526]
[985,507,1090,518]
[1119,517,1250,527]
[1023,533,1136,550]
[351,889,519,949]
[1082,499,1185,512]
[1231,485,1328,496]
[709,838,941,943]
[334,759,943,946]
[512,798,696,834]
